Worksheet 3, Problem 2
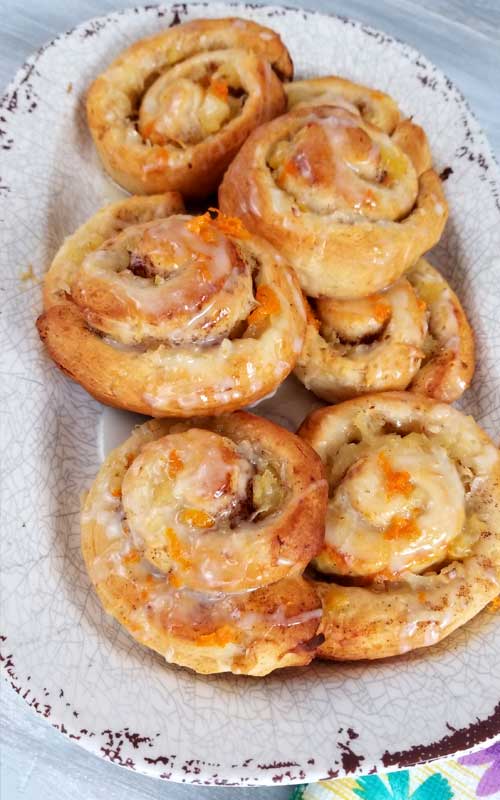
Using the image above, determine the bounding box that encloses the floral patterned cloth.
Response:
[291,742,500,800]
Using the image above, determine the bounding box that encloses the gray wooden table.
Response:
[1,2,499,798]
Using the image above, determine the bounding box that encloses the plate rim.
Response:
[1,0,499,786]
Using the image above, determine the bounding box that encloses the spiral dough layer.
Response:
[219,104,447,298]
[81,412,328,675]
[87,17,293,197]
[295,259,474,402]
[285,75,401,134]
[299,392,500,660]
[37,196,307,416]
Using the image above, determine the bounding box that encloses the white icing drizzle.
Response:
[82,487,124,541]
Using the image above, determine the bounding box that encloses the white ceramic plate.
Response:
[1,2,499,787]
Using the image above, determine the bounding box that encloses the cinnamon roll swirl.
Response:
[37,197,307,416]
[295,259,474,402]
[219,105,447,298]
[82,413,328,675]
[285,75,401,134]
[87,18,292,197]
[299,393,500,659]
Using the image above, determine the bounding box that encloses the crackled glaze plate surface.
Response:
[1,2,500,787]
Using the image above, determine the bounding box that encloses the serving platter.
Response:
[1,2,499,786]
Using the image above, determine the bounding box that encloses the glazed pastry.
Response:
[299,393,500,660]
[406,259,475,400]
[219,105,447,298]
[286,76,432,175]
[285,75,401,133]
[86,18,292,197]
[295,259,474,403]
[81,413,328,675]
[37,197,307,416]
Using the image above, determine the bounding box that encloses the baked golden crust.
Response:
[299,393,500,660]
[41,192,185,305]
[81,413,327,675]
[407,259,475,402]
[295,259,474,403]
[285,75,401,133]
[86,18,292,197]
[37,198,307,416]
[392,118,432,177]
[219,105,447,298]
[286,76,431,173]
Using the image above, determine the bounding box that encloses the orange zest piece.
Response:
[208,207,250,239]
[165,527,191,570]
[169,572,182,589]
[247,285,281,327]
[186,209,250,242]
[141,120,156,140]
[123,549,141,565]
[487,595,500,613]
[128,622,141,634]
[372,297,391,323]
[362,189,377,207]
[195,625,236,648]
[110,487,122,498]
[179,509,215,529]
[186,212,217,242]
[384,514,421,541]
[167,449,184,480]
[125,452,136,468]
[417,591,426,603]
[417,298,427,313]
[284,157,300,177]
[210,78,229,100]
[378,451,413,498]
[305,298,320,331]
